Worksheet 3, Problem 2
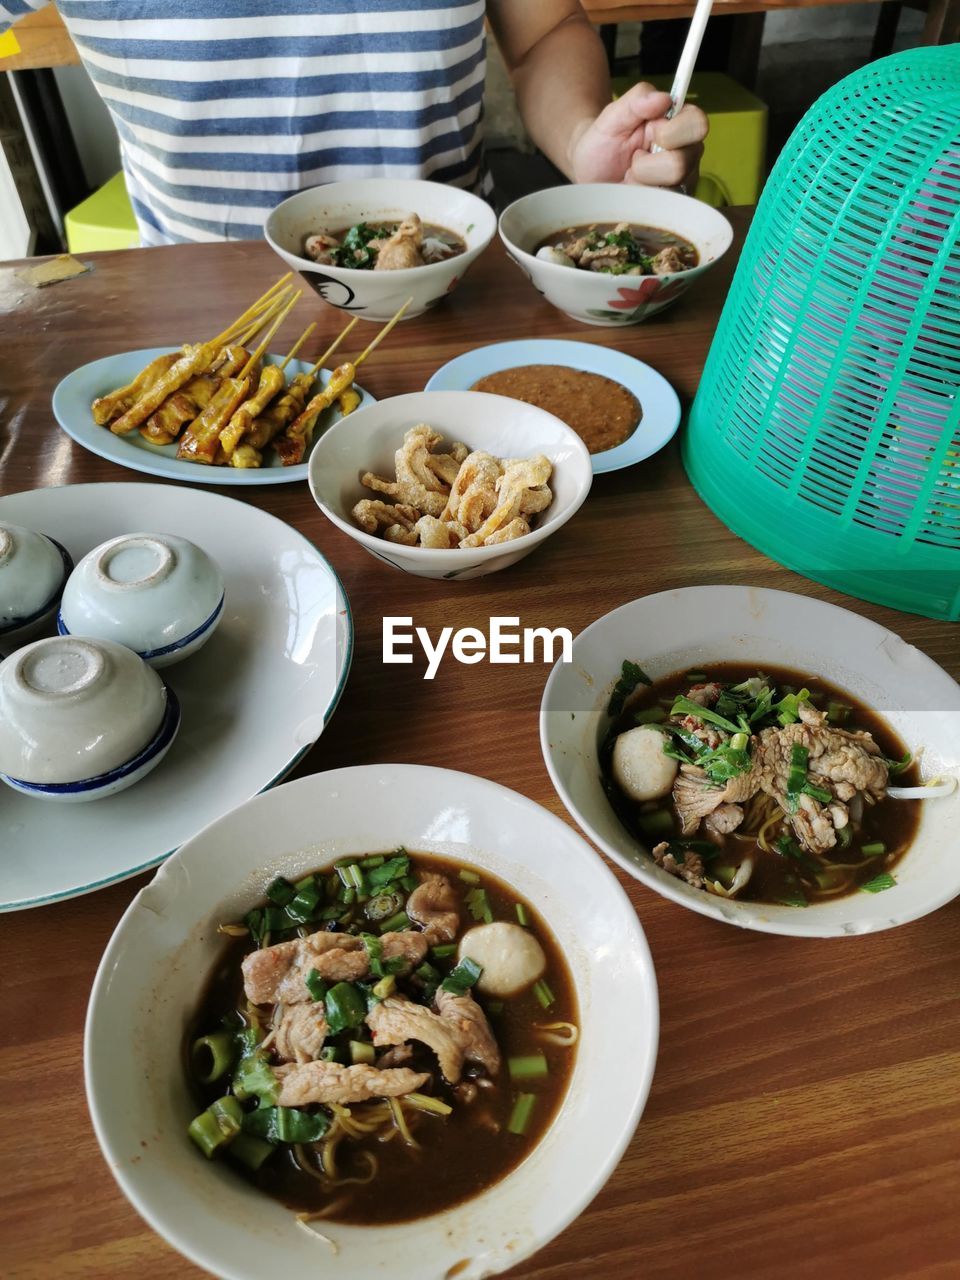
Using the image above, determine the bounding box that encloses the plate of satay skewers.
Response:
[52,276,409,486]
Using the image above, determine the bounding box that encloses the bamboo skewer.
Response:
[352,297,412,371]
[207,274,293,349]
[306,316,360,376]
[238,290,302,380]
[279,322,317,371]
[233,288,294,348]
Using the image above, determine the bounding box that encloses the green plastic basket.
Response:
[684,48,960,621]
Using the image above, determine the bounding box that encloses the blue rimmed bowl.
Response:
[0,521,73,649]
[58,533,224,669]
[0,636,180,804]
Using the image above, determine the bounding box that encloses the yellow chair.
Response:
[611,71,768,208]
[64,171,139,252]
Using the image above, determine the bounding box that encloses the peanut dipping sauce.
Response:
[471,365,641,454]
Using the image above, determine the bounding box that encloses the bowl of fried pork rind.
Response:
[308,391,592,579]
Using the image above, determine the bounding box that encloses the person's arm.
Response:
[487,0,707,189]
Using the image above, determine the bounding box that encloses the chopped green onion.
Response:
[608,660,652,717]
[507,1093,536,1136]
[399,874,419,892]
[634,705,667,725]
[367,854,410,890]
[350,1040,376,1065]
[773,881,809,908]
[305,968,327,1002]
[378,910,411,934]
[886,750,913,776]
[228,1132,274,1171]
[837,824,853,848]
[861,872,896,893]
[361,933,385,977]
[431,943,457,960]
[360,854,385,869]
[285,880,322,924]
[266,876,296,907]
[341,886,356,906]
[325,981,367,1035]
[861,842,886,856]
[405,1092,453,1116]
[786,743,809,812]
[465,887,493,924]
[802,782,833,804]
[775,688,811,725]
[458,868,481,885]
[237,1024,263,1056]
[191,1032,237,1084]
[441,956,483,996]
[685,671,708,682]
[233,1050,280,1105]
[826,701,851,725]
[515,902,529,927]
[188,1095,243,1158]
[508,1053,549,1081]
[730,732,749,751]
[773,835,820,877]
[337,862,365,893]
[242,1105,329,1144]
[533,979,555,1010]
[372,974,397,1000]
[364,892,403,923]
[669,694,740,734]
[415,961,441,983]
[320,1045,344,1063]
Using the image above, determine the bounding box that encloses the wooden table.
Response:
[2,215,959,1280]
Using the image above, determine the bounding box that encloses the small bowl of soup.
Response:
[499,184,733,326]
[84,764,658,1280]
[541,585,960,936]
[265,178,497,322]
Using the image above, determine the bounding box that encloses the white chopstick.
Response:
[650,0,714,154]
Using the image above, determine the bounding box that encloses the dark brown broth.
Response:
[187,853,577,1223]
[602,663,920,906]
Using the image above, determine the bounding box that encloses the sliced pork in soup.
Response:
[186,851,578,1223]
[601,662,920,906]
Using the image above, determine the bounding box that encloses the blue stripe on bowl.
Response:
[57,592,224,660]
[0,537,74,636]
[1,686,181,795]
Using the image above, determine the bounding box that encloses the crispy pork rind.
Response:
[352,427,553,550]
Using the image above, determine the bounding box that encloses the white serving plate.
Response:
[86,765,658,1280]
[0,483,352,911]
[52,349,375,486]
[541,585,960,937]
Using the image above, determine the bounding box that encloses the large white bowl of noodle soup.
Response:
[85,765,658,1280]
[541,586,960,938]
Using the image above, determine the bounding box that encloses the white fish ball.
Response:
[611,725,678,802]
[535,245,575,268]
[458,921,547,998]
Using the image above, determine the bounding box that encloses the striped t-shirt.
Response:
[2,1,490,245]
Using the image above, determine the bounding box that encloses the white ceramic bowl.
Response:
[499,184,733,326]
[308,390,592,580]
[0,520,73,647]
[0,635,179,802]
[541,585,960,937]
[265,178,497,321]
[85,764,658,1280]
[59,532,224,668]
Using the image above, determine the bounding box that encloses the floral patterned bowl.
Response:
[498,184,733,327]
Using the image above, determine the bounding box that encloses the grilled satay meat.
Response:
[139,348,261,447]
[228,372,315,467]
[110,344,219,436]
[176,376,252,464]
[140,372,221,446]
[219,365,286,457]
[276,362,356,466]
[92,352,181,426]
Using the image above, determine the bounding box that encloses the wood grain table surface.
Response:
[1,211,959,1280]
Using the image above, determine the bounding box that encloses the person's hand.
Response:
[568,83,707,191]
